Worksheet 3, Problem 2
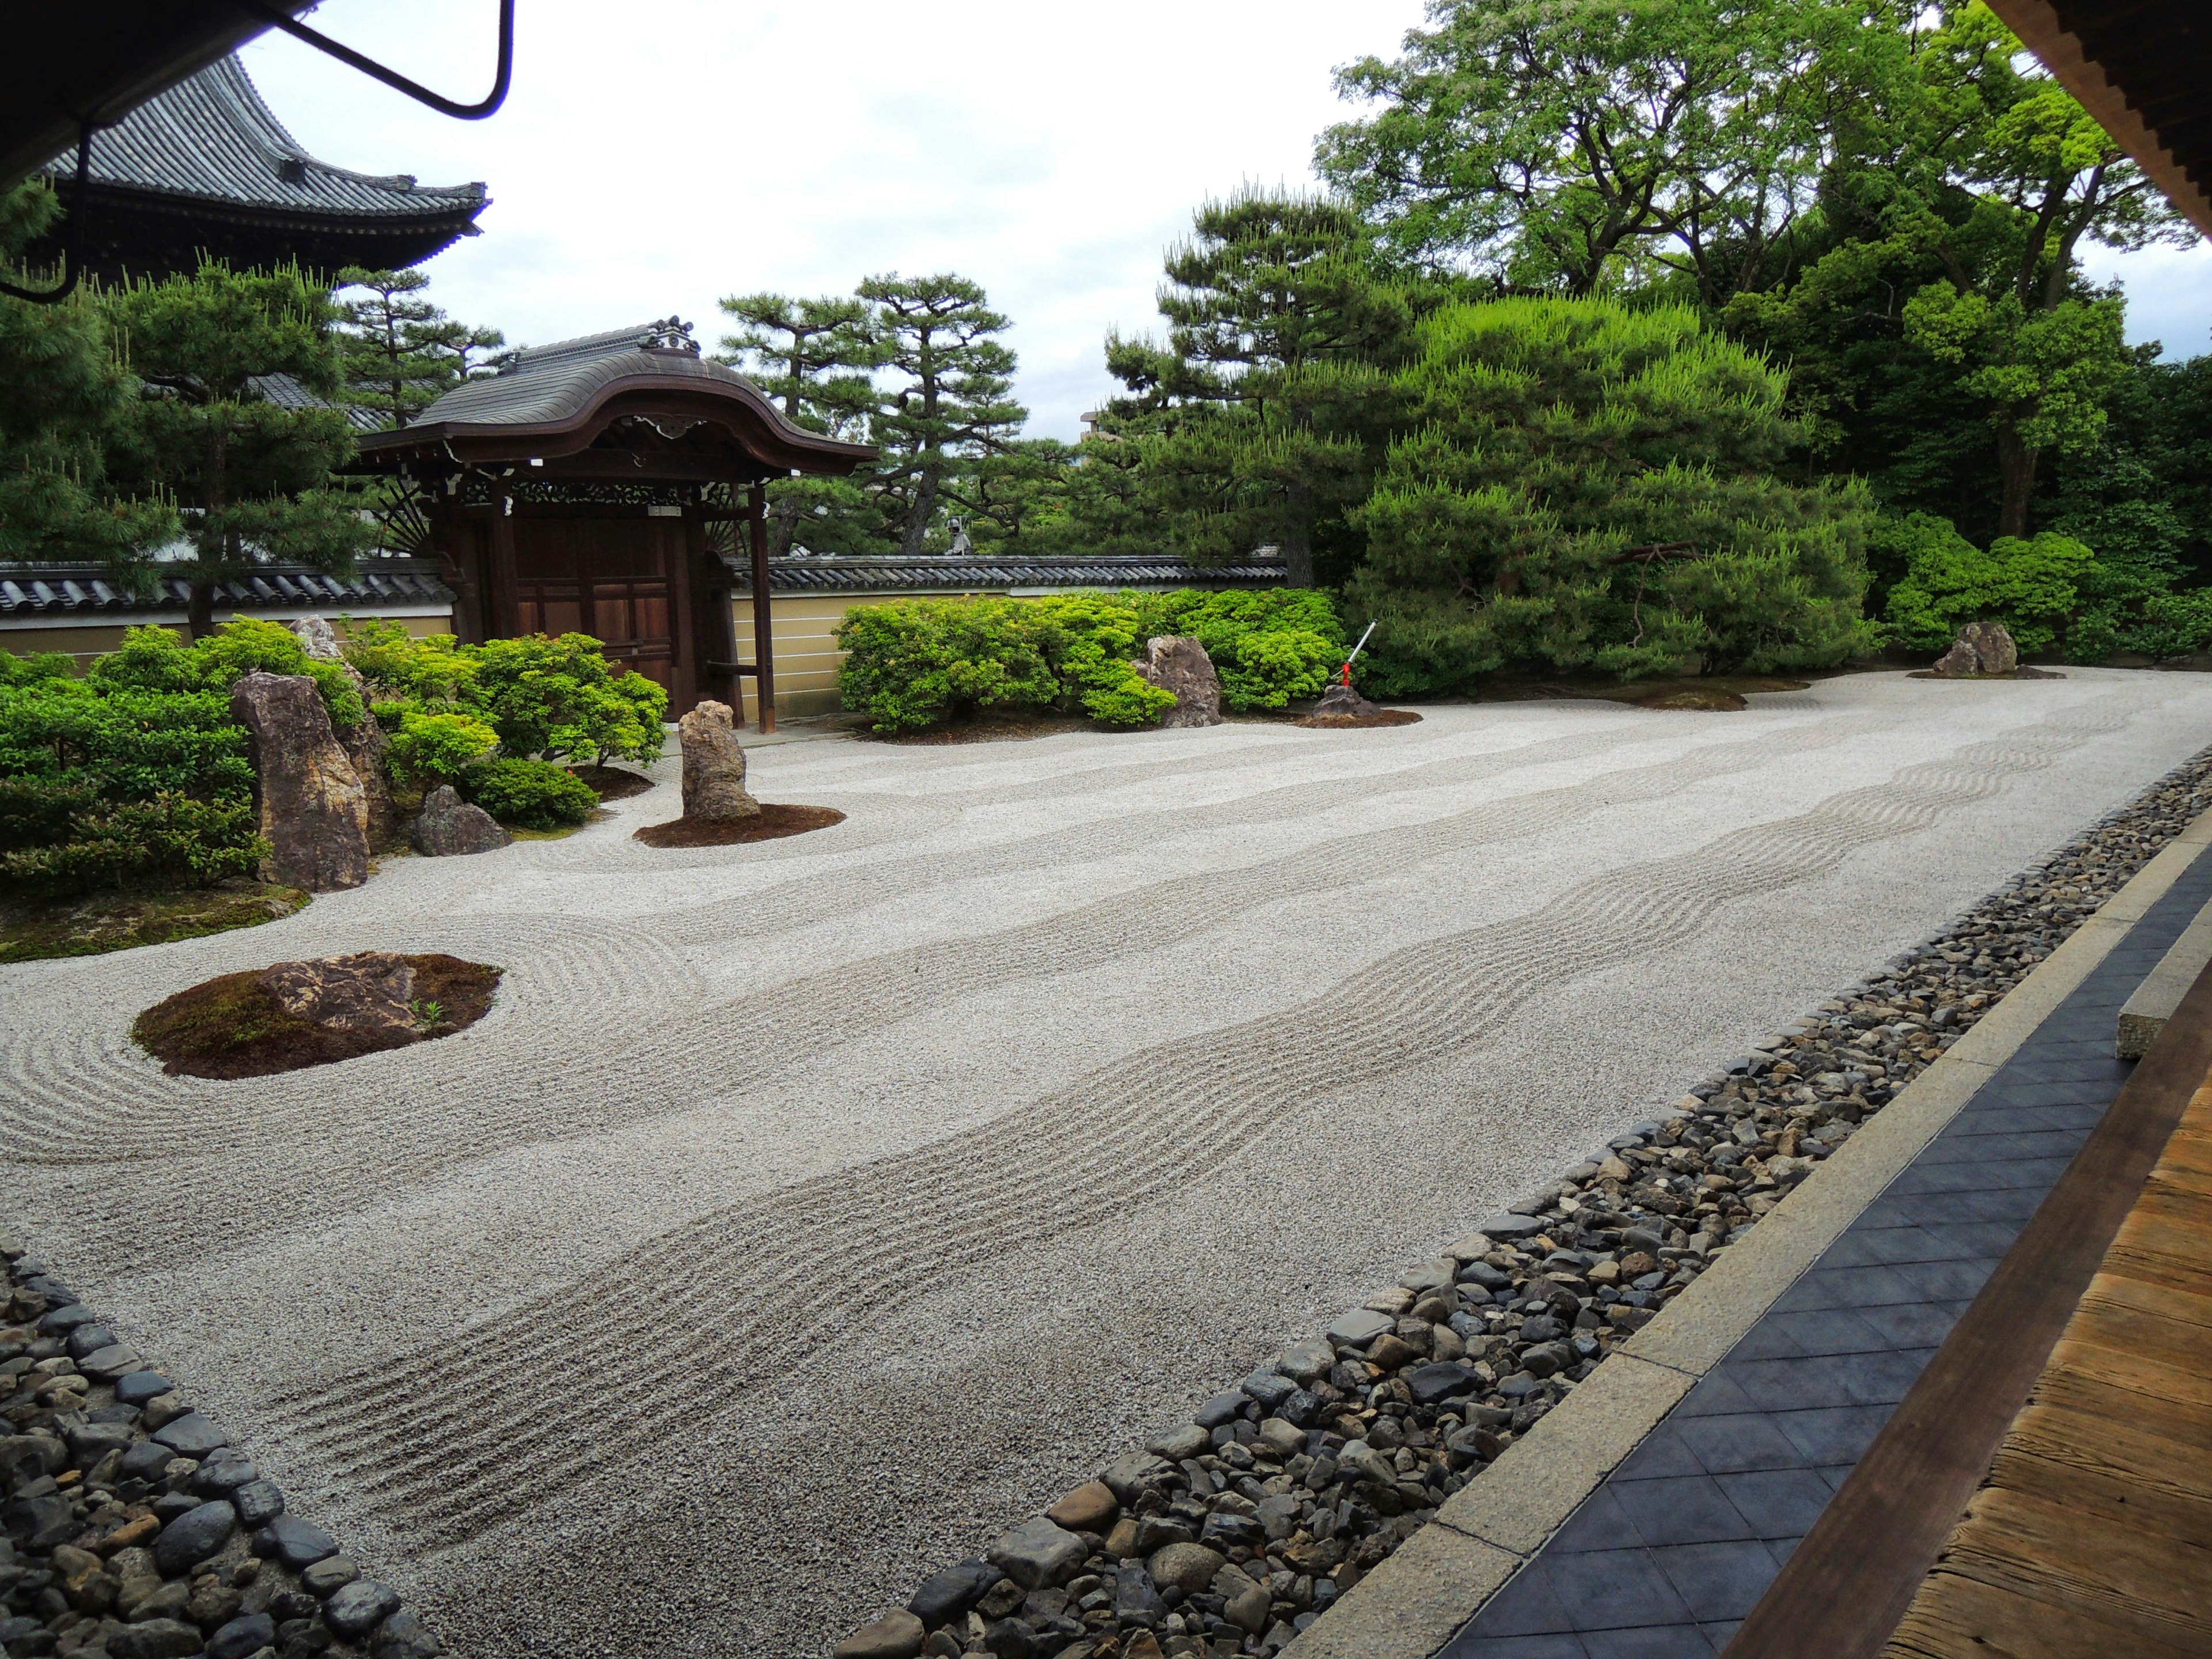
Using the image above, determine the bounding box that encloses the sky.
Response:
[243,1,2212,443]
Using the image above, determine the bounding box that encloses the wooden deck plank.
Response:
[1987,1442,2212,1548]
[2002,1400,2212,1509]
[1887,1569,2205,1659]
[1927,1484,2212,1639]
[2036,1341,2212,1417]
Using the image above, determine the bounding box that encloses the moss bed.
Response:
[632,804,847,848]
[1,880,309,965]
[1294,708,1425,729]
[132,953,501,1080]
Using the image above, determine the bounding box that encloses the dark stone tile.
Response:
[1438,1633,1590,1659]
[1766,1535,1803,1566]
[1647,1540,1780,1622]
[1771,1404,1892,1465]
[1855,1300,1968,1349]
[1615,1426,1707,1482]
[1468,1561,1576,1637]
[1713,1468,1835,1538]
[1763,1307,1888,1355]
[1892,1257,1999,1300]
[1728,1355,1861,1412]
[1976,1080,2100,1108]
[1817,1227,1965,1268]
[1919,1128,2086,1164]
[1770,1265,1925,1312]
[1671,1414,1806,1476]
[1816,1465,1851,1491]
[1957,1187,2047,1222]
[1672,1372,1758,1418]
[1611,1476,1756,1547]
[1551,1486,1645,1554]
[1831,1346,1938,1405]
[1725,1320,1806,1361]
[1699,1624,1743,1652]
[1580,1628,1718,1659]
[1857,1190,1986,1229]
[1998,1057,2130,1086]
[1546,1550,1695,1633]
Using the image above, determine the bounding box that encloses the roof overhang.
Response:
[355,370,877,482]
[1984,0,2212,238]
[1,3,314,192]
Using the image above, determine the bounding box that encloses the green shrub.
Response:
[1881,522,2096,654]
[835,587,1344,732]
[460,757,600,829]
[387,710,501,786]
[464,633,669,764]
[0,649,77,685]
[0,791,264,894]
[338,618,478,706]
[90,619,365,725]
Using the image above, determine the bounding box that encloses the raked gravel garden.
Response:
[5,668,2212,1659]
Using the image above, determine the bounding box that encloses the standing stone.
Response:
[230,672,370,891]
[1137,636,1222,729]
[411,785,512,857]
[678,699,761,820]
[289,618,399,849]
[1931,619,2020,676]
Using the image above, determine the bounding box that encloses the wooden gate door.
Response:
[511,515,685,693]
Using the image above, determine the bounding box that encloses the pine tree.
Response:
[333,267,504,429]
[1099,191,1411,585]
[716,292,886,555]
[108,262,374,635]
[859,273,1027,557]
[0,181,175,574]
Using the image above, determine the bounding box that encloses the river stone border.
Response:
[834,747,2212,1659]
[0,1246,440,1659]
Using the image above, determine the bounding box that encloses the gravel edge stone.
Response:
[0,1250,441,1659]
[835,745,2212,1659]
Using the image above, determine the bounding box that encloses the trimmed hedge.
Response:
[834,588,1347,733]
[461,757,600,829]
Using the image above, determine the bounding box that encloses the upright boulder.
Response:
[679,700,760,820]
[1930,620,2020,677]
[411,785,512,857]
[289,616,398,849]
[229,672,370,891]
[1138,635,1222,729]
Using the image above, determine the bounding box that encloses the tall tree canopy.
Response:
[1349,296,1870,691]
[1317,0,1881,301]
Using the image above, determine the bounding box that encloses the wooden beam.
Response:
[1722,954,2212,1659]
[747,483,775,734]
[485,494,520,639]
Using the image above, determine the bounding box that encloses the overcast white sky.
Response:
[244,1,2211,442]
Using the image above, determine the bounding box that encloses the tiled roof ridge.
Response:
[43,55,486,219]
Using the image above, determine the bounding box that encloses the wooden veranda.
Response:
[352,319,874,730]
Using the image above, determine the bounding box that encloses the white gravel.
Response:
[5,668,2209,1657]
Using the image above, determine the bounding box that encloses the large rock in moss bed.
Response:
[679,699,761,820]
[132,952,502,1080]
[230,671,370,891]
[412,784,512,857]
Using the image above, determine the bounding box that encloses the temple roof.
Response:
[359,319,877,480]
[36,55,488,280]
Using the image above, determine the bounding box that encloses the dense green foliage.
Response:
[835,589,1347,732]
[459,757,600,829]
[1345,298,1871,692]
[342,623,668,768]
[1879,517,2095,653]
[332,267,504,430]
[90,616,364,723]
[0,631,272,895]
[387,710,501,786]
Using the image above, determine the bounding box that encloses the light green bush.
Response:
[387,710,500,786]
[1881,520,2096,654]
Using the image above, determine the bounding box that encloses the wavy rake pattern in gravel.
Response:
[0,908,702,1176]
[650,717,1684,947]
[0,705,1889,1266]
[275,689,2153,1549]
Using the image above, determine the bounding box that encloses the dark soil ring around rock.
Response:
[631,804,847,848]
[571,764,658,801]
[1293,710,1425,729]
[132,955,501,1081]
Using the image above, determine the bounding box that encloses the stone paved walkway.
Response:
[1437,834,2212,1658]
